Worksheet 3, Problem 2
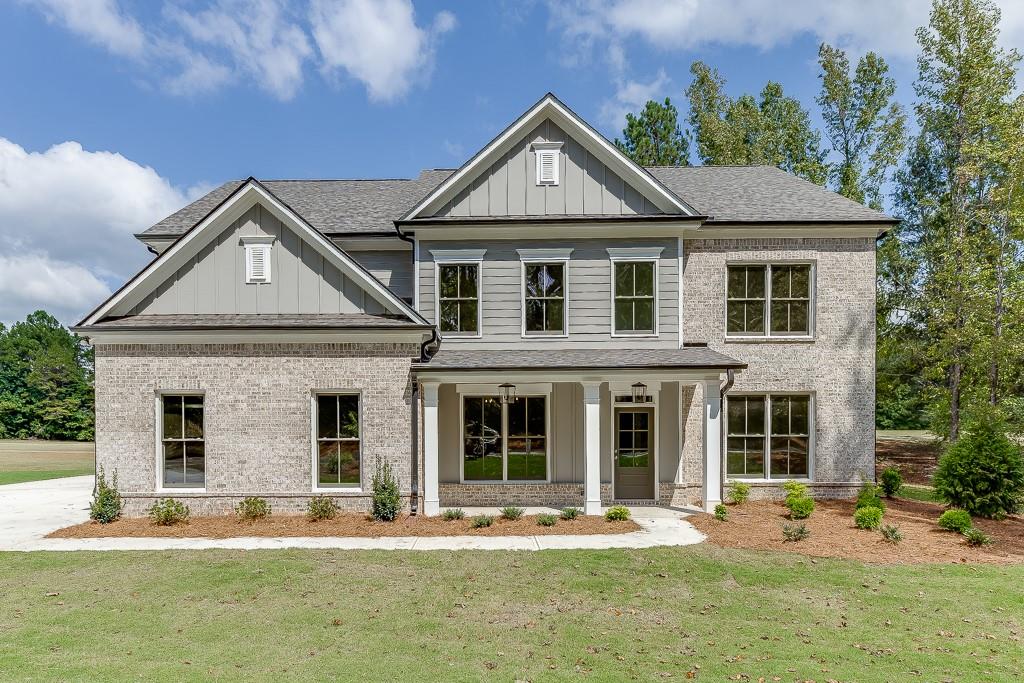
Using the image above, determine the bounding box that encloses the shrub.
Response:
[89,467,123,524]
[782,480,808,502]
[879,466,903,498]
[307,495,338,521]
[370,460,401,522]
[937,509,973,533]
[470,514,494,529]
[933,414,1024,519]
[148,498,190,526]
[560,507,581,520]
[442,508,465,521]
[856,483,886,512]
[499,506,525,521]
[236,496,270,520]
[962,527,993,547]
[728,481,751,505]
[880,523,903,544]
[605,505,631,521]
[536,513,558,527]
[854,506,883,530]
[713,503,729,521]
[786,496,815,520]
[782,523,810,542]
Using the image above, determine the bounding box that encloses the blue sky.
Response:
[1,0,1021,324]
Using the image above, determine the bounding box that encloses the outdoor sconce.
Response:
[498,383,517,404]
[631,382,647,403]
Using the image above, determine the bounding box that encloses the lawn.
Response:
[0,547,1021,681]
[0,440,94,485]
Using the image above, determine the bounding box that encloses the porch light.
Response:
[498,383,517,404]
[631,382,647,403]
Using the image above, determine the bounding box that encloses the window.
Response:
[242,236,275,284]
[463,395,547,481]
[727,394,811,479]
[613,261,656,335]
[438,263,479,334]
[727,264,812,337]
[316,394,361,487]
[161,395,204,488]
[532,142,561,185]
[523,262,566,334]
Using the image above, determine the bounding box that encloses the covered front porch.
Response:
[413,348,745,516]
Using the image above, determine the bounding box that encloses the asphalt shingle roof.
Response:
[414,347,745,371]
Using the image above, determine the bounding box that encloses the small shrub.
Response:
[536,513,558,527]
[786,496,815,520]
[962,527,993,547]
[727,481,751,505]
[560,507,581,520]
[880,523,903,544]
[713,503,729,521]
[89,467,123,524]
[879,466,903,497]
[370,460,401,522]
[307,495,338,521]
[470,514,494,529]
[442,508,465,521]
[933,413,1024,519]
[499,506,525,521]
[854,505,883,530]
[148,498,190,526]
[782,480,808,502]
[782,523,810,542]
[605,505,631,521]
[937,509,973,533]
[856,483,886,512]
[236,496,270,520]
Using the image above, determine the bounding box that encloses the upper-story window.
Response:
[518,248,572,337]
[438,263,480,335]
[726,263,812,337]
[608,247,662,337]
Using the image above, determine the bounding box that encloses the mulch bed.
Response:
[690,498,1024,565]
[876,438,941,485]
[48,514,640,539]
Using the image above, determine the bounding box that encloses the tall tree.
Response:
[816,44,907,209]
[614,97,689,166]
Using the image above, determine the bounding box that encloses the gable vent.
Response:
[532,142,562,186]
[242,236,275,284]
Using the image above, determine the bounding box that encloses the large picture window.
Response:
[438,263,480,334]
[613,260,656,335]
[523,262,566,335]
[727,394,811,479]
[727,264,812,337]
[316,394,361,487]
[161,394,205,488]
[463,395,547,481]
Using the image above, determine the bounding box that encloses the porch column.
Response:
[422,381,440,517]
[701,379,723,512]
[582,381,602,516]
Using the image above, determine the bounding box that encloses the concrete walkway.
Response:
[0,476,705,552]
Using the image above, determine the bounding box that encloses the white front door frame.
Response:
[607,381,661,503]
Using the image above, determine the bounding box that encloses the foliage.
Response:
[470,514,494,529]
[306,496,338,521]
[786,496,815,520]
[148,498,190,526]
[727,482,751,505]
[880,523,904,544]
[536,513,558,527]
[713,504,728,521]
[880,467,904,497]
[499,506,524,521]
[856,483,887,512]
[605,505,631,521]
[89,467,122,524]
[854,506,884,530]
[938,509,973,533]
[236,497,271,520]
[370,460,401,522]
[933,413,1024,518]
[614,97,689,166]
[962,527,993,547]
[782,480,808,502]
[442,508,465,521]
[559,507,581,520]
[781,523,810,542]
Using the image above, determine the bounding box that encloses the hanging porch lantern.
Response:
[498,383,517,404]
[631,381,647,403]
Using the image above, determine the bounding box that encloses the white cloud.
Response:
[0,138,204,324]
[24,0,146,58]
[310,0,457,102]
[598,69,671,129]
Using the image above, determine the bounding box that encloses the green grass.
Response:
[0,547,1021,681]
[0,440,93,485]
[899,484,944,503]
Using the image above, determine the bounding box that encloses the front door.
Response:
[614,407,654,499]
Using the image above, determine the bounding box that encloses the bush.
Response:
[782,523,810,542]
[370,460,401,522]
[933,414,1024,519]
[962,527,993,547]
[937,509,973,533]
[470,514,494,529]
[89,467,123,524]
[854,506,883,530]
[727,481,751,505]
[856,483,886,512]
[307,495,338,521]
[713,503,729,521]
[880,523,903,544]
[605,505,631,521]
[499,506,525,521]
[782,480,808,502]
[148,498,190,526]
[236,496,270,520]
[442,508,465,521]
[536,513,558,527]
[560,507,581,520]
[786,496,815,520]
[879,466,903,497]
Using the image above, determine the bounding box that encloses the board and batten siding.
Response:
[132,205,386,316]
[429,119,664,218]
[342,248,414,302]
[418,238,679,350]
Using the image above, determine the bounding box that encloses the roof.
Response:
[78,313,431,331]
[413,347,745,371]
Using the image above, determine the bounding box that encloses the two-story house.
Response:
[75,94,892,516]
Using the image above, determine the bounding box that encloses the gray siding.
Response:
[430,119,663,217]
[419,238,680,349]
[343,248,413,302]
[132,205,385,316]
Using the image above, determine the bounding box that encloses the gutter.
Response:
[719,368,736,506]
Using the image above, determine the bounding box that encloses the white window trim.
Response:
[608,250,661,338]
[724,261,816,341]
[531,141,562,186]
[432,249,485,339]
[458,387,552,484]
[519,250,572,339]
[241,235,275,285]
[311,390,364,492]
[154,390,206,493]
[608,382,660,502]
[723,391,816,483]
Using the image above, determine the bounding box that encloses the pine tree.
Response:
[614,97,689,166]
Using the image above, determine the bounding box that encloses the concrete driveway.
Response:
[0,475,93,550]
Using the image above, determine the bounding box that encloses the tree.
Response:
[614,97,689,166]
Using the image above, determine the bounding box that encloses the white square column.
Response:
[422,381,440,517]
[582,381,602,516]
[702,379,723,512]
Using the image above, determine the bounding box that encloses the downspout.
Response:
[409,378,419,515]
[719,369,735,505]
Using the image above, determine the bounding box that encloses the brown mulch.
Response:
[690,498,1024,565]
[47,513,639,539]
[876,438,941,485]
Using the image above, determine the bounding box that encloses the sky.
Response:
[1,0,1022,325]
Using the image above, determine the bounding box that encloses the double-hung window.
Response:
[727,264,812,337]
[316,393,361,487]
[161,394,205,488]
[611,257,658,336]
[437,263,480,335]
[727,394,812,479]
[519,249,571,336]
[463,394,547,481]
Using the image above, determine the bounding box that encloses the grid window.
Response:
[726,395,765,478]
[727,394,811,480]
[316,394,361,487]
[524,263,566,334]
[162,395,205,487]
[727,264,812,337]
[463,395,547,481]
[438,264,479,334]
[613,261,656,334]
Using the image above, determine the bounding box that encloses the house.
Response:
[74,94,892,517]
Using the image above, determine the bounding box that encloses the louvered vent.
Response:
[245,244,271,283]
[532,142,562,186]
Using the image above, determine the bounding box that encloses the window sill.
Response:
[725,478,813,485]
[723,335,815,343]
[459,480,552,485]
[314,487,364,494]
[611,332,659,339]
[156,487,207,494]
